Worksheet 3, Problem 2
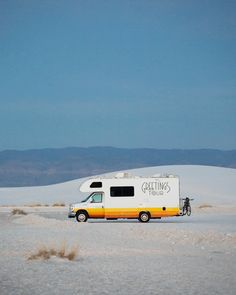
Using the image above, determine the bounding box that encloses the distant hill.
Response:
[0,147,235,187]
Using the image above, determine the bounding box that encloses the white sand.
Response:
[0,165,236,294]
[0,165,235,206]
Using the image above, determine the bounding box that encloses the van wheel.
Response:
[139,212,150,223]
[76,211,88,222]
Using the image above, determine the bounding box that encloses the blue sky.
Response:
[0,0,235,150]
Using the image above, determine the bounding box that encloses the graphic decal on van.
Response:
[141,181,171,196]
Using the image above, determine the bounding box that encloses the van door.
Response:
[87,193,105,218]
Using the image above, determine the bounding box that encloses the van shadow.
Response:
[86,218,196,224]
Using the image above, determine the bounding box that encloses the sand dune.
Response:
[0,165,236,206]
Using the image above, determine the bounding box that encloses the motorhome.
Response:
[68,172,185,222]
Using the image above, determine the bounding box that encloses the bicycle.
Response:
[182,197,193,216]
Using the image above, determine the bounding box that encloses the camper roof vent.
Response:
[115,172,132,178]
[153,173,161,177]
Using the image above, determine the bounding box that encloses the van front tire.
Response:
[76,211,88,222]
[138,212,150,223]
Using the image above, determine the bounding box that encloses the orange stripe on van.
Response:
[105,207,179,218]
[73,207,180,218]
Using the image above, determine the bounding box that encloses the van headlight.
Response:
[69,204,75,211]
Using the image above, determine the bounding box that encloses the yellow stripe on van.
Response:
[73,207,180,218]
[105,207,180,218]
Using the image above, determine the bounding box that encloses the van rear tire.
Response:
[138,212,150,223]
[76,211,88,222]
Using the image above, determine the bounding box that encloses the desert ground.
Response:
[0,166,236,295]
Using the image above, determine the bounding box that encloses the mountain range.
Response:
[0,147,235,187]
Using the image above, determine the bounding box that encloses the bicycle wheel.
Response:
[182,206,187,216]
[187,205,191,216]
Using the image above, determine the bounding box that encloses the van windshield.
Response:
[81,195,91,203]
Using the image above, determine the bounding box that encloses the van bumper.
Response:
[68,212,76,218]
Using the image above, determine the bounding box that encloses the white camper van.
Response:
[68,172,187,222]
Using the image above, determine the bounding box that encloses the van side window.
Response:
[90,182,102,188]
[110,186,134,197]
[91,193,102,203]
